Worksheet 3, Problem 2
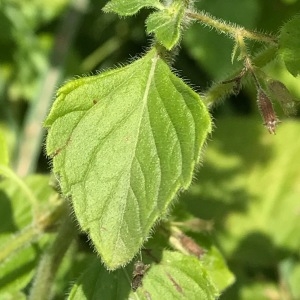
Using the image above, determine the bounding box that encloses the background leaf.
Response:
[0,175,55,295]
[279,15,300,77]
[68,258,131,300]
[45,48,211,269]
[68,250,218,300]
[137,251,218,300]
[181,117,300,299]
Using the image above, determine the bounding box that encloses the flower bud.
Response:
[257,89,280,134]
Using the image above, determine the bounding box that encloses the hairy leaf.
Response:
[146,0,185,50]
[68,251,218,300]
[138,251,218,299]
[103,0,163,16]
[45,48,211,269]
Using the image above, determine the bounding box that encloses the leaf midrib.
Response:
[111,52,160,258]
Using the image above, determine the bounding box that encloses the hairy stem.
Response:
[204,45,278,106]
[29,208,77,300]
[186,10,277,45]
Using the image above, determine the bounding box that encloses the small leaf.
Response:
[68,258,130,300]
[279,15,300,77]
[103,0,163,16]
[168,228,234,293]
[45,48,211,269]
[201,247,235,293]
[68,251,218,300]
[231,42,240,64]
[137,251,218,299]
[146,1,185,50]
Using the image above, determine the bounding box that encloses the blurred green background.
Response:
[1,0,300,299]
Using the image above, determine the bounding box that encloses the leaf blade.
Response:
[146,1,185,50]
[138,251,218,299]
[45,48,211,269]
[68,251,218,300]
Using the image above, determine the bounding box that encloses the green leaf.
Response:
[146,1,185,50]
[45,47,211,269]
[0,241,43,295]
[103,0,163,16]
[263,58,300,101]
[0,175,54,294]
[54,251,95,299]
[267,79,297,115]
[0,175,54,233]
[168,227,234,293]
[279,15,300,77]
[68,258,130,300]
[202,247,235,293]
[68,251,218,300]
[137,251,218,299]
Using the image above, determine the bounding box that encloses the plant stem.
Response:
[14,0,89,177]
[0,200,66,264]
[204,45,278,106]
[0,225,39,264]
[29,209,77,300]
[186,10,277,45]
